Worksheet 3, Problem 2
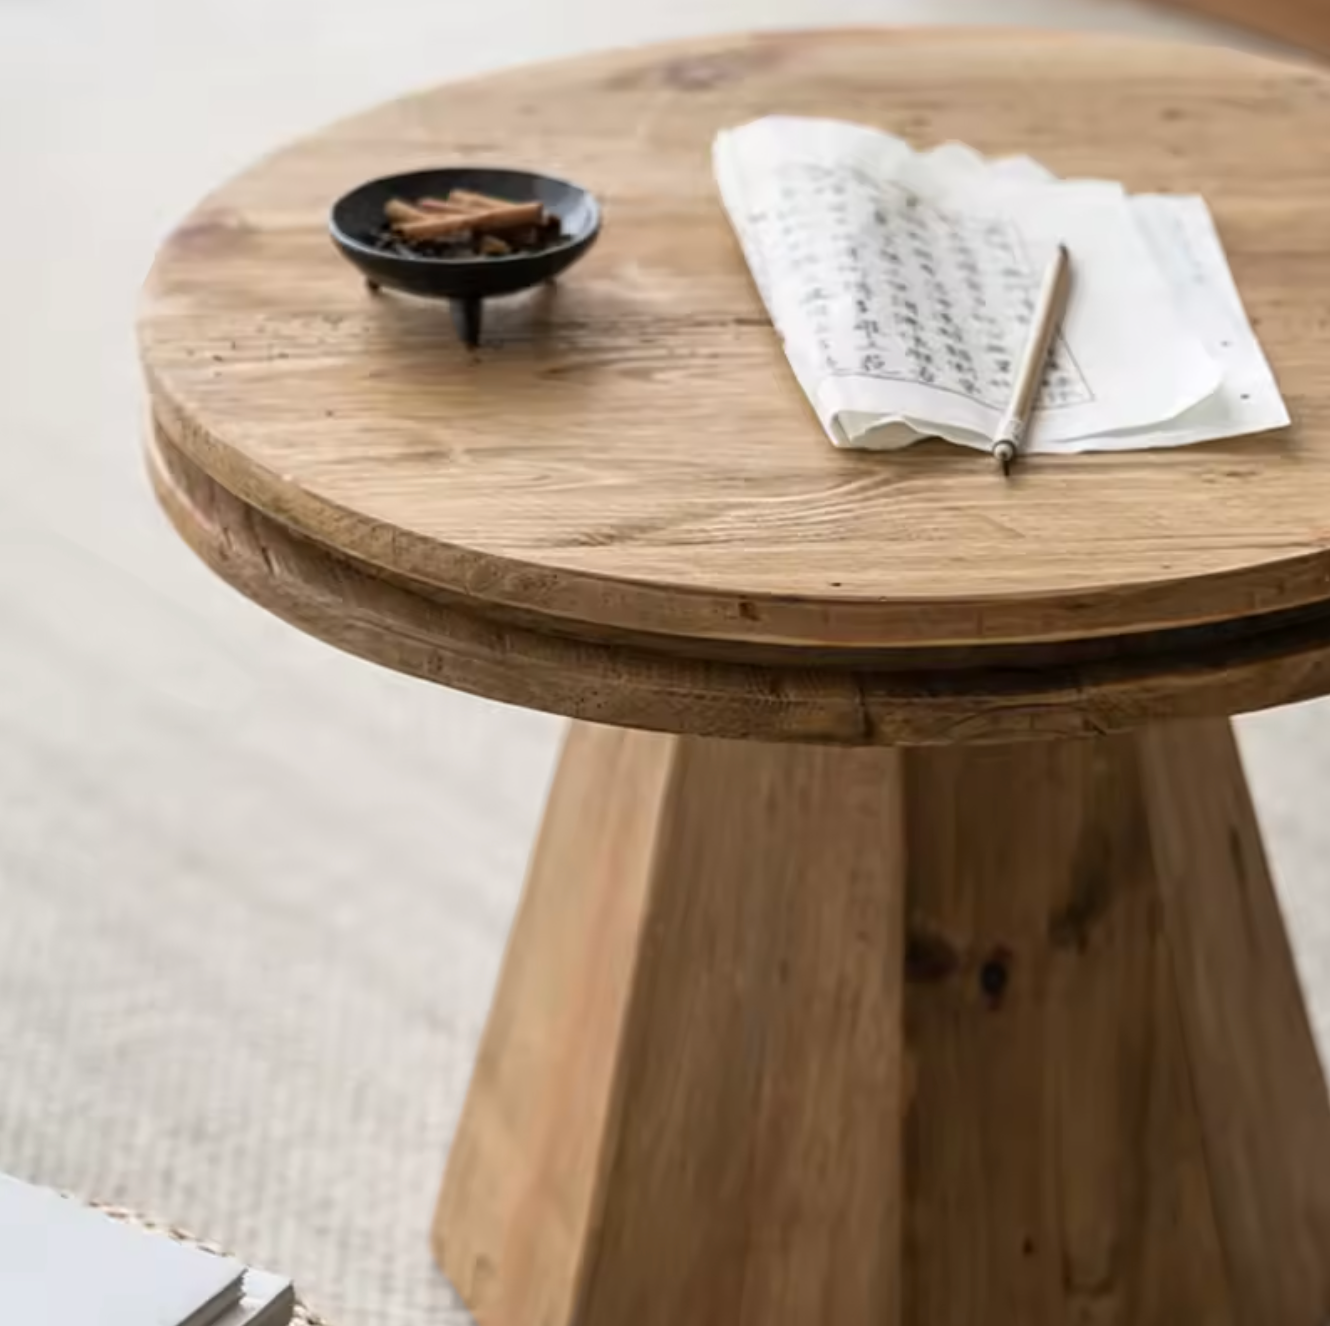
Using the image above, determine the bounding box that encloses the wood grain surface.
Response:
[141,30,1330,654]
[579,736,905,1326]
[433,718,1330,1326]
[901,733,1234,1325]
[1141,720,1330,1321]
[149,420,1330,743]
[433,723,675,1326]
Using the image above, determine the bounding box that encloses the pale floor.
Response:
[0,0,1325,1322]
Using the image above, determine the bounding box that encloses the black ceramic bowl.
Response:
[329,167,601,345]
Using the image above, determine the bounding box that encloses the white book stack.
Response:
[0,1175,294,1326]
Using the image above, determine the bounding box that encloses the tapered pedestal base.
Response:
[435,721,1330,1325]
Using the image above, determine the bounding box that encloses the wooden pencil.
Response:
[992,243,1071,476]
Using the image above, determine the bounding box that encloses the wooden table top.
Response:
[141,30,1330,742]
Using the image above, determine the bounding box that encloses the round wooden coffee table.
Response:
[140,30,1330,1326]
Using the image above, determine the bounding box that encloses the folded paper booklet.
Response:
[713,117,1289,454]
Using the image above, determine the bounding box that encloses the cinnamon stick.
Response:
[385,198,431,224]
[415,197,471,215]
[448,188,523,212]
[477,201,545,230]
[397,201,545,240]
